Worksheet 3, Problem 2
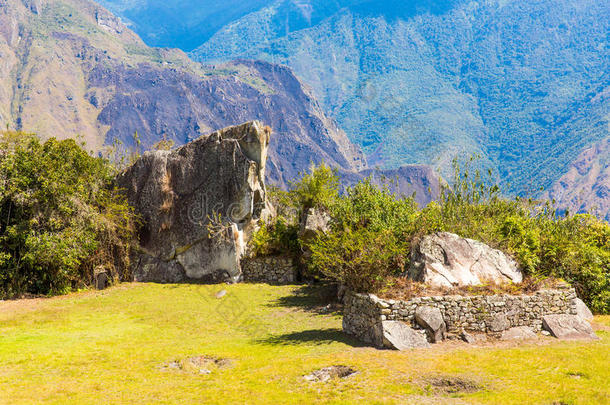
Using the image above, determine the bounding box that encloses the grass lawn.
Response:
[0,283,608,404]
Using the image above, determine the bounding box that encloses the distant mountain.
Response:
[544,137,610,221]
[167,0,607,217]
[95,0,274,51]
[0,0,440,202]
[0,0,368,188]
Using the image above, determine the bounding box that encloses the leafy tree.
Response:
[0,132,137,298]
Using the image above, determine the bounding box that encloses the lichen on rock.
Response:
[117,121,273,283]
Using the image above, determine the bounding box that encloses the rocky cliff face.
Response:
[91,59,367,187]
[0,0,366,188]
[117,121,271,283]
[544,138,610,221]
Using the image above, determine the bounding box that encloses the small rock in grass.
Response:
[461,330,476,344]
[304,366,357,382]
[382,321,430,350]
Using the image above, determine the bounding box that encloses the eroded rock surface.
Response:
[573,298,594,321]
[414,306,446,343]
[542,314,598,340]
[408,232,523,288]
[118,121,271,283]
[299,208,331,242]
[382,321,430,350]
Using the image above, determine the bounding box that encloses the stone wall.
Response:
[241,256,298,285]
[343,287,578,348]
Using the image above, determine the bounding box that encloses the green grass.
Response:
[0,283,608,404]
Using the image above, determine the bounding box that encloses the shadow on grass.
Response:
[254,328,367,347]
[268,284,343,316]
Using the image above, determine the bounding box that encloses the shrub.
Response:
[305,177,417,291]
[298,160,609,313]
[308,228,406,292]
[288,162,339,212]
[0,132,136,298]
[250,217,299,257]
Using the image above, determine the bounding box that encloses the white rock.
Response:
[542,314,598,340]
[408,232,523,288]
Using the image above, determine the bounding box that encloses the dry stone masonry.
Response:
[343,286,580,349]
[241,256,298,285]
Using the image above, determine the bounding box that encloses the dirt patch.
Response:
[379,277,566,301]
[566,371,589,379]
[423,376,482,395]
[304,366,357,382]
[160,356,233,375]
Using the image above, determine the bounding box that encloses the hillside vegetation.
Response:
[0,283,608,404]
[259,163,610,313]
[189,0,610,216]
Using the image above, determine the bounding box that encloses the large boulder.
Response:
[381,321,430,350]
[117,121,272,283]
[573,298,594,321]
[542,314,598,340]
[414,306,446,343]
[408,232,523,289]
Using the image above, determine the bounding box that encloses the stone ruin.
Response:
[343,232,599,349]
[118,121,598,350]
[117,121,273,283]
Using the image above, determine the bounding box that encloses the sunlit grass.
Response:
[0,284,608,404]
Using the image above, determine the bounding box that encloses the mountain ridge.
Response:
[0,0,441,203]
[186,0,609,217]
[0,0,367,187]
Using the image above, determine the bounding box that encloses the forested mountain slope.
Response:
[185,0,609,216]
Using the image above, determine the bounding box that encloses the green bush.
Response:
[288,162,339,212]
[0,132,136,298]
[250,217,299,257]
[309,227,405,292]
[248,164,339,258]
[305,179,417,290]
[296,161,609,313]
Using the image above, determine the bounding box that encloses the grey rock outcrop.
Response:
[414,306,446,343]
[542,314,598,340]
[408,232,523,288]
[488,314,511,333]
[299,208,331,242]
[573,298,594,321]
[118,121,272,283]
[382,321,430,350]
